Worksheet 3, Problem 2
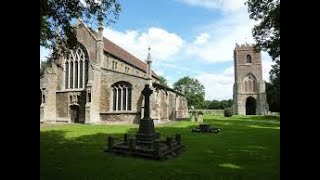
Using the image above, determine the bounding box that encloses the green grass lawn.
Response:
[40,115,280,180]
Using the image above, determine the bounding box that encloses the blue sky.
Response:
[40,0,274,100]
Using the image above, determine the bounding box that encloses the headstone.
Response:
[191,114,195,122]
[197,114,203,122]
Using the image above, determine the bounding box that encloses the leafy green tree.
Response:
[207,100,220,109]
[202,100,212,109]
[246,0,280,60]
[173,76,205,108]
[219,100,229,109]
[40,0,121,56]
[158,75,168,87]
[227,99,233,108]
[40,58,52,78]
[246,0,280,112]
[266,61,280,112]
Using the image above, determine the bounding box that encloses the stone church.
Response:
[233,43,269,115]
[40,20,188,124]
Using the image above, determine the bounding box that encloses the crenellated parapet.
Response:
[235,43,256,50]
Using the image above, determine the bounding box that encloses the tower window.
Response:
[246,54,252,63]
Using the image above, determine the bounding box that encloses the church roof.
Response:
[83,22,158,79]
[103,37,158,79]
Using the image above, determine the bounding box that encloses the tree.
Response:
[227,99,233,108]
[202,100,211,109]
[266,61,280,112]
[246,0,280,112]
[40,58,52,78]
[246,0,280,60]
[40,0,121,57]
[158,75,168,87]
[173,76,205,108]
[207,100,220,109]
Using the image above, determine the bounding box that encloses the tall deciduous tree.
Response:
[40,58,52,78]
[246,0,280,60]
[246,0,280,112]
[266,61,280,112]
[158,75,168,87]
[40,0,121,56]
[173,76,205,108]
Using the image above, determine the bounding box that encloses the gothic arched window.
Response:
[64,45,89,89]
[248,81,253,92]
[112,81,132,111]
[243,74,257,93]
[246,54,252,63]
[244,81,248,92]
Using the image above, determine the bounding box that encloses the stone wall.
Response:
[42,67,57,122]
[100,113,140,124]
[55,91,87,122]
[150,86,188,122]
[176,96,189,119]
[76,24,98,64]
[100,68,148,113]
[159,90,169,120]
[56,92,69,118]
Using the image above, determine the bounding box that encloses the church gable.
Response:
[74,22,98,64]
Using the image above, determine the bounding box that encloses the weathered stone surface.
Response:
[40,21,188,124]
[233,43,269,115]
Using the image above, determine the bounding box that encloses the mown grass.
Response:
[40,115,280,180]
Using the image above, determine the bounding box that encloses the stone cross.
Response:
[135,84,158,142]
[142,84,153,119]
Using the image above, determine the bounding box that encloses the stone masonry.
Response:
[40,20,189,124]
[233,43,269,115]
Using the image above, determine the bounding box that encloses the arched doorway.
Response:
[70,105,80,123]
[246,96,256,115]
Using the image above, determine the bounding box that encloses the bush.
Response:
[224,108,233,117]
[197,111,204,115]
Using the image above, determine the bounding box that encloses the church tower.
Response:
[233,43,269,115]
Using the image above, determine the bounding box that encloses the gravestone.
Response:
[197,114,203,122]
[191,114,195,122]
[192,124,220,133]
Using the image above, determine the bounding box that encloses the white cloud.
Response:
[261,52,275,82]
[104,27,184,61]
[194,33,211,45]
[177,0,247,12]
[186,10,257,63]
[195,66,234,100]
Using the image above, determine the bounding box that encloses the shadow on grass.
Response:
[40,120,280,180]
